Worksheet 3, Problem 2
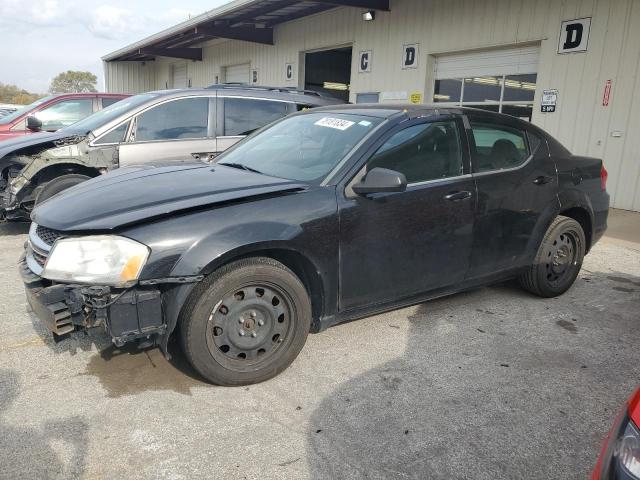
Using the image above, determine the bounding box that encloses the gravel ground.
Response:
[0,219,638,480]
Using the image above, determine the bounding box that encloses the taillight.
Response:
[601,164,608,191]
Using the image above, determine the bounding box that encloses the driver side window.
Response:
[367,120,463,184]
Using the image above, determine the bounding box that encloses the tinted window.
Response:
[94,121,130,145]
[35,98,94,130]
[218,113,383,182]
[471,122,529,172]
[224,98,289,136]
[101,97,122,108]
[368,121,463,183]
[135,97,209,142]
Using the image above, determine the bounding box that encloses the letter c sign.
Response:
[285,63,294,81]
[558,18,591,53]
[359,51,372,73]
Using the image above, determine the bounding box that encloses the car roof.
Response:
[145,85,343,106]
[305,103,536,125]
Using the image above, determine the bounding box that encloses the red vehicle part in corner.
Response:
[593,387,640,479]
[0,93,128,142]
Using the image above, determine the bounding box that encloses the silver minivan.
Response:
[0,85,343,220]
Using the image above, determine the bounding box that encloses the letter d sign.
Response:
[403,44,419,69]
[558,18,591,53]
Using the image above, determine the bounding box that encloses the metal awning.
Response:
[103,0,389,62]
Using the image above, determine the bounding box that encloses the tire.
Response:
[518,215,586,298]
[35,174,91,206]
[179,257,312,386]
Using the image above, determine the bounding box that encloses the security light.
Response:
[362,10,375,21]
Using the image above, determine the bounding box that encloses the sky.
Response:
[0,0,229,93]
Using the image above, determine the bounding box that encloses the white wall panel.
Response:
[104,0,640,211]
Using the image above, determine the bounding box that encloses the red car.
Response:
[593,387,640,479]
[0,93,128,142]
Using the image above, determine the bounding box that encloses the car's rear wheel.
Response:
[518,215,586,297]
[35,174,91,206]
[179,257,312,386]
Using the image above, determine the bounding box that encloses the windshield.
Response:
[0,95,54,125]
[217,112,384,182]
[64,93,159,134]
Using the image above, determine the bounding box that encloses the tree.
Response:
[49,71,97,94]
[0,83,43,104]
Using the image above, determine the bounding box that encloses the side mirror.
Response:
[352,167,407,195]
[26,115,42,132]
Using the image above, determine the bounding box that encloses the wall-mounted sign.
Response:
[252,69,258,83]
[285,63,294,81]
[602,79,613,107]
[380,91,408,101]
[541,89,558,113]
[359,51,372,73]
[403,43,419,69]
[558,17,591,53]
[410,92,422,104]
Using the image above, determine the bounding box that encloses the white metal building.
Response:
[103,0,640,211]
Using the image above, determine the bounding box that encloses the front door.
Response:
[465,114,559,279]
[338,117,476,311]
[119,96,217,166]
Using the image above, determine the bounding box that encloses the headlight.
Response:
[616,421,640,478]
[42,236,150,287]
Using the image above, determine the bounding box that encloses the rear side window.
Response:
[101,97,122,108]
[470,122,529,172]
[224,98,289,136]
[135,97,209,142]
[367,120,463,184]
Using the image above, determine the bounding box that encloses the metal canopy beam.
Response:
[314,0,390,10]
[195,25,274,45]
[228,0,297,25]
[139,47,203,60]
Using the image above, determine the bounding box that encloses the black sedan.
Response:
[22,105,609,385]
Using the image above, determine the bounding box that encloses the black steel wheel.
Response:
[179,257,311,386]
[519,215,586,297]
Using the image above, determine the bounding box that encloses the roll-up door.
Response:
[224,63,251,84]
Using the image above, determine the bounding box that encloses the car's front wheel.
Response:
[519,215,586,297]
[179,257,312,386]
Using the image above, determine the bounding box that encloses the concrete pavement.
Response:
[0,210,638,479]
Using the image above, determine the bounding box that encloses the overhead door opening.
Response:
[172,63,187,88]
[224,63,251,84]
[432,45,540,121]
[304,47,352,102]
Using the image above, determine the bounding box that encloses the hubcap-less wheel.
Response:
[545,232,578,286]
[205,283,292,367]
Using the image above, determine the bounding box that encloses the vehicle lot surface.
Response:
[0,215,639,480]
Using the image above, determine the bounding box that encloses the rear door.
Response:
[465,113,558,279]
[118,96,217,166]
[215,97,292,153]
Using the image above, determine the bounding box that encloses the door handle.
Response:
[444,190,472,202]
[533,175,553,185]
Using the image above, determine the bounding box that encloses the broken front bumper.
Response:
[19,257,166,345]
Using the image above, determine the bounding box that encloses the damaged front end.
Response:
[20,222,198,352]
[0,133,108,220]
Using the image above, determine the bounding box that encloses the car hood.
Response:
[32,164,307,231]
[0,129,82,160]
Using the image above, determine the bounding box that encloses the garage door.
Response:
[433,45,540,120]
[224,63,251,84]
[172,63,187,88]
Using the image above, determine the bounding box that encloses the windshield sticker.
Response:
[315,117,355,131]
[358,120,372,127]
